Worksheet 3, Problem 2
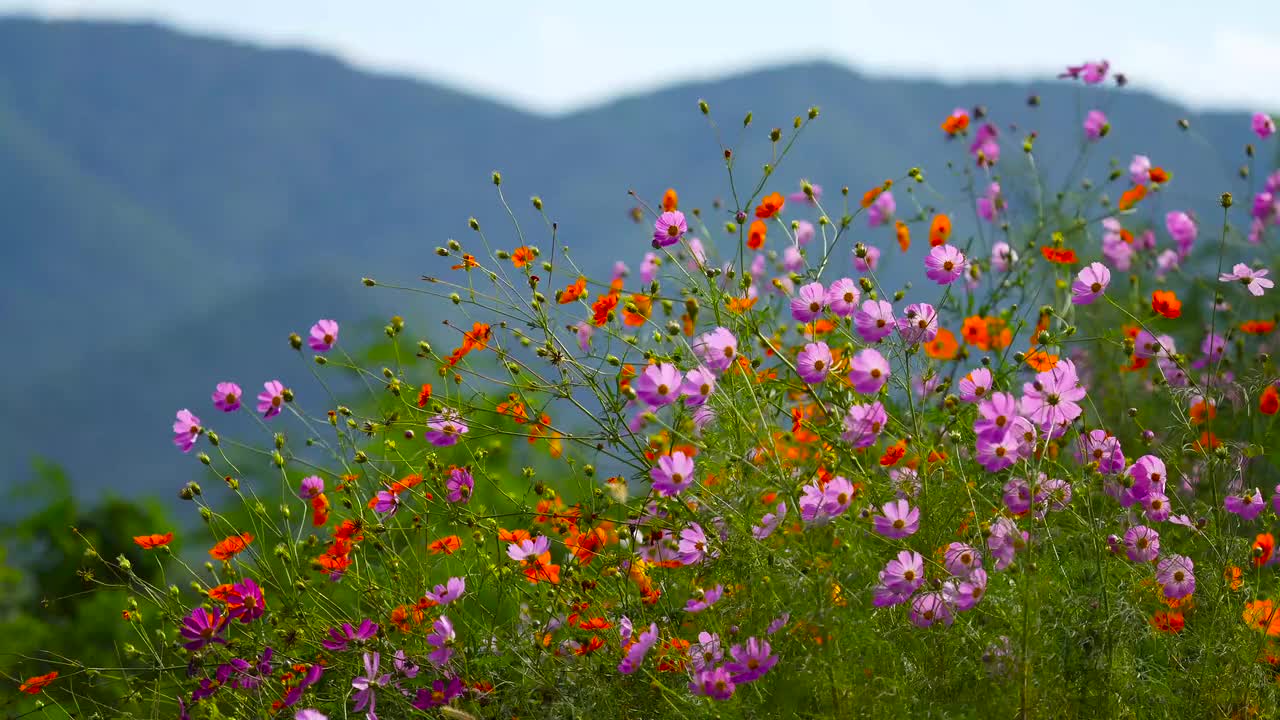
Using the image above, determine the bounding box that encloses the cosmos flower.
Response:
[1219,263,1274,296]
[1071,262,1111,305]
[873,499,920,539]
[924,245,966,285]
[256,380,286,419]
[653,210,688,248]
[848,348,890,394]
[308,319,339,352]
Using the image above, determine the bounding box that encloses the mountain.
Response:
[0,16,1263,504]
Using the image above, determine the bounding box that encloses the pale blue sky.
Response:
[3,0,1278,114]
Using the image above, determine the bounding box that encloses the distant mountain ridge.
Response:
[0,16,1261,501]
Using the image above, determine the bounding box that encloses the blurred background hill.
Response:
[0,16,1264,506]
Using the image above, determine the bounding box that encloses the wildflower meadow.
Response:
[12,60,1280,719]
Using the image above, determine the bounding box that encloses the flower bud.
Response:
[698,99,709,115]
[289,333,303,350]
[1220,192,1233,209]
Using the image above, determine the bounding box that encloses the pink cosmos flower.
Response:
[173,409,202,452]
[507,535,550,562]
[1078,430,1125,474]
[958,368,992,403]
[425,576,466,605]
[371,490,400,515]
[725,637,778,684]
[943,543,982,578]
[924,244,966,285]
[690,631,723,671]
[574,321,592,352]
[685,584,723,613]
[640,252,659,284]
[256,380,286,419]
[298,476,324,500]
[977,182,1003,221]
[1071,262,1111,305]
[789,183,822,206]
[796,342,833,384]
[681,366,716,407]
[782,244,804,272]
[445,467,473,504]
[867,190,895,227]
[652,210,687,248]
[848,348,890,394]
[825,278,860,316]
[1254,112,1276,139]
[976,433,1021,472]
[799,477,855,524]
[790,281,826,321]
[678,523,717,565]
[689,667,735,700]
[970,124,1000,166]
[1060,60,1109,84]
[1225,488,1265,521]
[426,616,455,666]
[1123,525,1160,563]
[841,401,887,449]
[991,241,1016,271]
[693,327,738,373]
[854,300,895,343]
[910,592,953,628]
[987,518,1024,571]
[1129,155,1151,184]
[619,623,659,675]
[308,319,339,352]
[854,245,881,273]
[795,219,816,246]
[650,451,695,496]
[1143,492,1171,523]
[424,412,468,446]
[1101,218,1134,271]
[752,502,787,539]
[1083,110,1108,140]
[944,568,988,611]
[881,550,925,594]
[1157,554,1195,599]
[1219,263,1274,296]
[1020,360,1086,436]
[873,499,920,539]
[212,382,242,412]
[634,363,682,407]
[897,302,938,344]
[1165,211,1197,257]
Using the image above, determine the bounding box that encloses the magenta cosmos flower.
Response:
[689,666,735,700]
[321,619,378,651]
[1254,112,1276,140]
[1156,555,1195,599]
[507,535,550,562]
[424,411,468,446]
[854,300,895,343]
[425,576,466,605]
[725,637,778,684]
[180,606,229,651]
[910,592,953,628]
[693,327,738,373]
[944,542,982,578]
[976,434,1022,472]
[881,550,925,594]
[308,319,339,352]
[634,362,682,407]
[226,578,266,623]
[650,451,695,496]
[854,244,881,273]
[977,182,1003,221]
[925,245,966,285]
[685,584,724,613]
[867,190,895,227]
[1219,263,1274,296]
[678,523,717,565]
[445,467,473,503]
[212,382,242,412]
[1226,488,1265,521]
[752,501,787,539]
[873,499,919,539]
[958,368,992,402]
[1020,360,1086,436]
[897,303,939,344]
[975,388,1020,441]
[652,210,687,248]
[796,342,832,384]
[825,278,860,316]
[1166,211,1197,257]
[970,124,1000,166]
[848,348,890,394]
[256,380,286,419]
[944,569,988,611]
[1071,262,1111,305]
[173,409,202,453]
[426,615,456,666]
[298,475,324,500]
[799,476,855,524]
[790,281,826,321]
[1078,430,1126,474]
[351,651,392,716]
[841,401,887,449]
[1123,525,1160,563]
[1083,110,1109,140]
[1060,60,1109,83]
[619,622,659,675]
[681,366,716,406]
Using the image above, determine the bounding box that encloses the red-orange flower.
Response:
[1241,320,1277,335]
[1244,599,1280,636]
[450,253,479,271]
[592,293,619,326]
[311,493,330,527]
[1150,610,1184,634]
[428,535,462,555]
[1255,533,1276,567]
[1148,167,1170,184]
[1118,184,1147,211]
[662,188,679,212]
[446,322,492,366]
[1261,386,1280,416]
[748,219,768,250]
[511,246,535,268]
[559,276,588,304]
[416,383,433,408]
[622,294,653,326]
[923,327,959,360]
[1188,400,1216,425]
[133,532,173,549]
[929,214,952,247]
[19,671,58,695]
[940,111,970,135]
[522,551,561,585]
[1040,246,1078,264]
[1026,349,1060,372]
[726,296,759,314]
[895,221,910,252]
[756,192,785,219]
[880,439,908,467]
[1151,290,1182,319]
[210,532,254,561]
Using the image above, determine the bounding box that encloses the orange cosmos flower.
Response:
[133,532,173,549]
[1225,565,1244,591]
[1193,431,1221,451]
[559,276,588,304]
[756,192,785,219]
[1118,184,1147,211]
[1244,599,1280,636]
[1148,167,1170,184]
[940,110,970,135]
[860,180,892,208]
[210,532,254,561]
[416,383,432,408]
[311,493,331,527]
[1241,320,1277,335]
[656,638,691,672]
[929,214,952,246]
[1026,349,1060,372]
[446,322,492,366]
[1255,533,1276,567]
[880,439,908,467]
[592,293,619,326]
[1261,386,1280,416]
[748,219,768,250]
[499,527,532,544]
[523,552,561,585]
[207,583,236,602]
[450,253,479,271]
[924,327,959,360]
[1040,246,1078,264]
[662,188,679,212]
[19,671,58,695]
[895,221,910,252]
[1189,400,1216,425]
[623,294,653,326]
[1151,290,1182,319]
[961,315,990,347]
[334,519,365,542]
[511,246,535,268]
[428,535,462,555]
[1150,610,1184,634]
[727,296,759,313]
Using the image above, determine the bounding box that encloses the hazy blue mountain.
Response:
[0,16,1263,503]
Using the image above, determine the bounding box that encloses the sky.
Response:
[3,0,1279,115]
